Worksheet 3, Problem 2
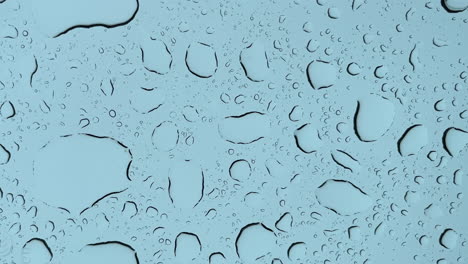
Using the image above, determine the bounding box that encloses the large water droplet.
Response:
[354,94,395,142]
[397,124,428,156]
[218,112,270,144]
[442,127,468,156]
[240,41,270,82]
[31,134,132,212]
[294,123,322,153]
[32,0,139,37]
[235,223,276,261]
[141,38,172,75]
[174,232,202,262]
[168,160,204,209]
[306,60,337,89]
[185,42,218,78]
[316,179,373,215]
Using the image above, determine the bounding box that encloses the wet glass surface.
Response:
[0,0,468,263]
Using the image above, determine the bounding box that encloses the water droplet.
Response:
[316,179,373,215]
[185,42,218,78]
[31,134,132,212]
[439,229,458,249]
[240,41,270,82]
[306,60,337,89]
[354,94,395,142]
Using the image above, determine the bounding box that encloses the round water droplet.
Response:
[374,65,388,78]
[185,42,218,78]
[347,62,361,76]
[229,159,251,182]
